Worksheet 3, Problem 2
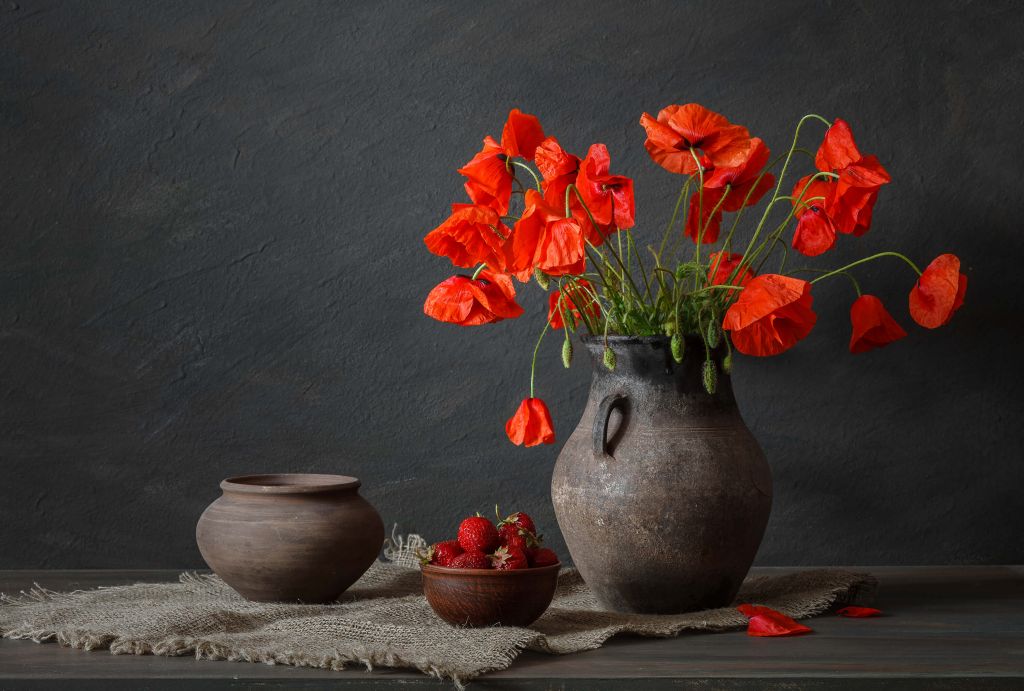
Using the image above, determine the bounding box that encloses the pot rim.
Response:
[220,473,361,494]
[421,562,561,577]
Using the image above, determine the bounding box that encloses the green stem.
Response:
[793,267,862,296]
[659,179,692,260]
[529,319,551,398]
[512,160,542,191]
[471,264,486,280]
[809,252,922,285]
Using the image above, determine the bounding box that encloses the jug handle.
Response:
[593,393,627,458]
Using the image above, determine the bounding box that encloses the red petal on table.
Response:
[737,604,812,637]
[837,606,882,618]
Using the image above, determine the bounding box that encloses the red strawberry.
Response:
[497,510,537,536]
[457,515,500,553]
[529,547,559,567]
[429,540,463,567]
[448,550,491,569]
[500,527,540,554]
[490,545,529,570]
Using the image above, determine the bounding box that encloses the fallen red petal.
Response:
[737,604,812,637]
[837,606,882,618]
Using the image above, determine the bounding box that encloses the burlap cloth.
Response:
[0,535,875,685]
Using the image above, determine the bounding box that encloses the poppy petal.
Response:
[909,254,967,329]
[500,108,545,161]
[737,604,812,637]
[505,397,556,446]
[837,606,882,618]
[815,118,862,172]
[723,275,817,356]
[849,295,907,353]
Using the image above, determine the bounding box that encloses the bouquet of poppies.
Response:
[422,104,967,447]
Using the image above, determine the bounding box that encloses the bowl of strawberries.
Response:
[420,509,561,627]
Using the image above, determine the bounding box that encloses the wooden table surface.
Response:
[0,566,1021,690]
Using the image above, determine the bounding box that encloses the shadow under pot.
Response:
[196,473,384,603]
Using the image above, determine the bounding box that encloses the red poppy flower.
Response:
[640,103,752,176]
[707,251,754,294]
[722,274,817,356]
[457,109,546,215]
[849,295,908,353]
[684,138,774,244]
[500,108,545,162]
[737,604,812,637]
[459,136,513,215]
[811,119,891,237]
[790,175,837,256]
[547,279,601,329]
[424,204,508,270]
[535,137,580,209]
[909,253,967,329]
[505,190,586,279]
[505,397,555,447]
[423,270,524,326]
[575,143,636,241]
[836,606,882,618]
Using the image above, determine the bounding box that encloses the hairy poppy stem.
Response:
[529,319,551,398]
[471,264,487,280]
[794,267,862,295]
[511,161,542,191]
[810,252,922,285]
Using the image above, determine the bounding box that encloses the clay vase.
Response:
[551,336,772,614]
[196,474,384,603]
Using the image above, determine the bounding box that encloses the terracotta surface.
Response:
[421,563,560,627]
[196,474,384,602]
[552,336,772,614]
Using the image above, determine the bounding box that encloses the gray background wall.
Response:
[1,0,1021,568]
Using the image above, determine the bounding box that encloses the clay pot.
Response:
[421,563,560,627]
[551,336,772,614]
[196,474,384,603]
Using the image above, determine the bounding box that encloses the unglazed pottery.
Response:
[196,473,384,603]
[551,336,772,614]
[421,563,560,627]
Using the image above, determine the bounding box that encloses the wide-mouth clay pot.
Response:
[196,473,384,603]
[421,562,561,627]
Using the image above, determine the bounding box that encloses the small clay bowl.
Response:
[421,562,561,627]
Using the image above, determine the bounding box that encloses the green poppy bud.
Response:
[671,333,685,363]
[722,352,733,375]
[562,338,573,369]
[707,320,721,349]
[702,359,717,395]
[603,346,616,371]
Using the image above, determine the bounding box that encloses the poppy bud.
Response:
[664,320,676,337]
[707,320,721,349]
[534,269,550,290]
[671,333,685,363]
[562,338,573,368]
[563,309,576,332]
[702,359,717,395]
[603,346,616,371]
[722,352,733,375]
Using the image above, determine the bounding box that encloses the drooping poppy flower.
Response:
[810,118,891,237]
[459,136,513,215]
[575,143,636,241]
[500,108,546,162]
[547,279,601,329]
[505,190,586,280]
[423,270,524,326]
[707,251,754,294]
[849,295,908,353]
[639,103,752,176]
[535,137,580,209]
[737,604,812,637]
[457,109,546,215]
[423,204,509,270]
[505,397,556,447]
[684,188,725,244]
[909,253,967,329]
[836,606,882,618]
[790,175,839,257]
[722,274,817,356]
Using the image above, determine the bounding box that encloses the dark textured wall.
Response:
[1,0,1021,568]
